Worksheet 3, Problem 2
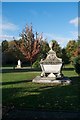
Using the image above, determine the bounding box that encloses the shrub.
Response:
[32,60,41,69]
[73,56,80,75]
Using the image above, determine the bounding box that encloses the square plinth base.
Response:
[32,76,71,85]
[16,65,21,68]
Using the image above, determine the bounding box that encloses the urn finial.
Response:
[49,41,53,51]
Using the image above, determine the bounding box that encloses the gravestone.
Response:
[17,59,21,68]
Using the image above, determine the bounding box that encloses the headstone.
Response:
[17,59,21,68]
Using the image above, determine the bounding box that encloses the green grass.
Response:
[2,64,80,111]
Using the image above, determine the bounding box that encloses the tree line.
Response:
[1,24,80,71]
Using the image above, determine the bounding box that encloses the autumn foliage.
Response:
[2,24,80,71]
[14,25,42,66]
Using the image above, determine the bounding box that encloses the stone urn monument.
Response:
[40,41,62,79]
[33,41,71,84]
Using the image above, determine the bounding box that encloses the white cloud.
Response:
[0,18,19,42]
[0,22,19,31]
[0,34,21,41]
[43,33,77,48]
[70,31,78,38]
[69,17,80,27]
[0,35,14,41]
[0,16,19,31]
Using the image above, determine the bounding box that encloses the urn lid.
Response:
[40,41,62,64]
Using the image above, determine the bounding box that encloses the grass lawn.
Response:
[2,64,80,111]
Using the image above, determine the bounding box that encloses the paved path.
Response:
[2,109,80,120]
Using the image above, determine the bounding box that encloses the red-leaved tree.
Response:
[14,24,43,67]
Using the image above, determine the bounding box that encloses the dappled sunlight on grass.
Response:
[2,65,80,111]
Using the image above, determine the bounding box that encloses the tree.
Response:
[61,48,69,64]
[51,40,62,58]
[2,40,24,65]
[2,40,9,65]
[2,40,8,52]
[73,53,80,75]
[14,24,42,67]
[78,36,80,45]
[73,38,80,75]
[8,41,24,63]
[38,40,49,60]
[32,40,49,69]
[66,40,77,63]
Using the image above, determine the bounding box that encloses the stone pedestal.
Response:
[48,73,56,79]
[33,76,71,85]
[17,65,21,68]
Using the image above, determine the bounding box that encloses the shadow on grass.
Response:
[69,76,80,84]
[62,67,74,71]
[2,75,80,111]
[1,65,75,73]
[2,79,32,85]
[2,75,80,119]
[2,85,79,112]
[2,68,41,73]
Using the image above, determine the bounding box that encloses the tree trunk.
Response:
[30,61,32,69]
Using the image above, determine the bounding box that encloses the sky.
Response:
[1,0,79,2]
[1,2,78,47]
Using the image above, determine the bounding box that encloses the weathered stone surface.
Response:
[32,41,71,85]
[40,41,62,78]
[17,60,21,68]
[32,76,71,85]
